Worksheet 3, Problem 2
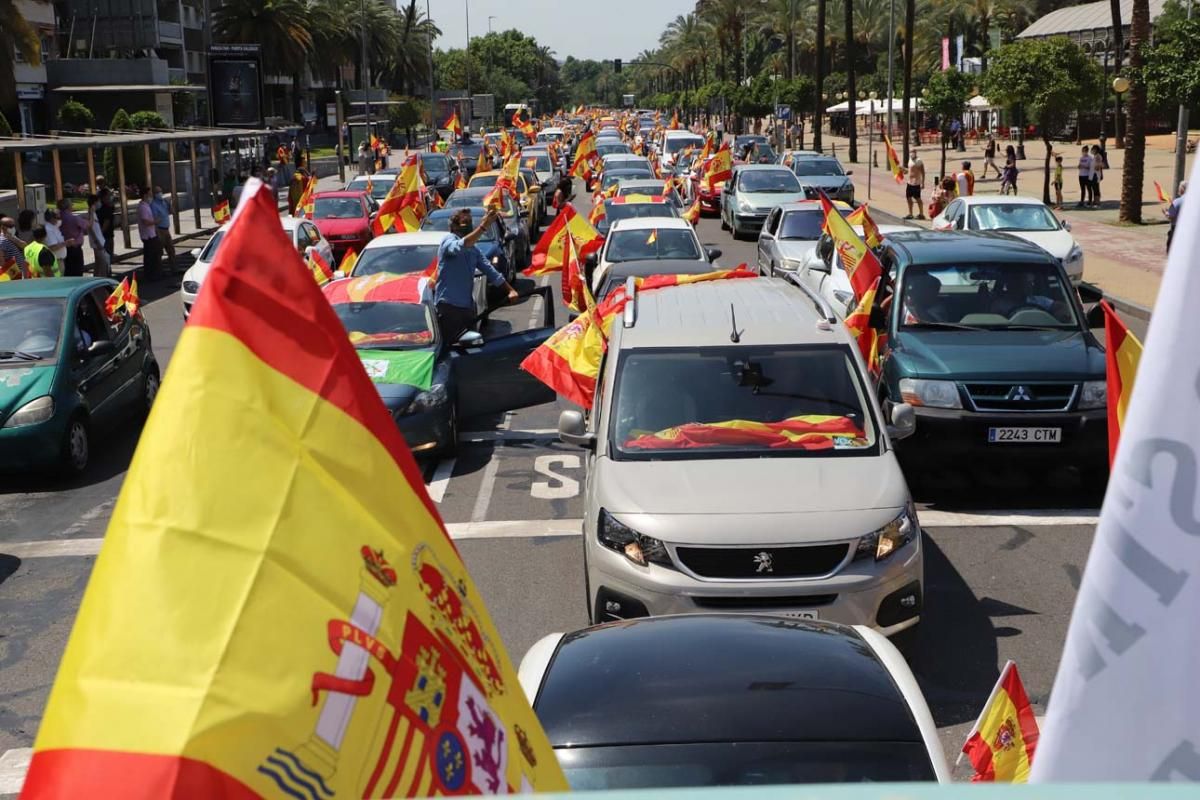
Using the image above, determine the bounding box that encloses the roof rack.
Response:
[780,271,839,325]
[623,276,638,328]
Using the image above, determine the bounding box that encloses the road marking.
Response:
[459,428,558,444]
[425,458,456,504]
[0,509,1101,560]
[0,747,31,795]
[469,411,510,524]
[531,455,582,499]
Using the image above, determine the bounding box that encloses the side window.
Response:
[301,223,320,247]
[74,295,111,354]
[944,200,961,222]
[89,286,127,335]
[765,209,781,236]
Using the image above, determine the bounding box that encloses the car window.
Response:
[470,174,499,188]
[523,155,553,172]
[89,286,128,335]
[0,298,65,361]
[763,208,781,236]
[422,215,498,241]
[779,208,851,240]
[312,197,364,219]
[332,301,436,350]
[354,244,441,276]
[74,295,111,355]
[899,262,1079,329]
[611,345,877,459]
[738,169,800,195]
[665,137,704,155]
[792,159,846,177]
[199,230,225,262]
[421,155,449,175]
[969,203,1060,232]
[606,228,701,263]
[605,203,680,225]
[303,223,322,247]
[944,200,962,222]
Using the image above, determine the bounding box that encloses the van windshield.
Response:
[611,346,878,459]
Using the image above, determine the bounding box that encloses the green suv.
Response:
[876,231,1107,472]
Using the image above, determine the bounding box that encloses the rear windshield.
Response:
[739,170,802,193]
[666,137,704,154]
[611,345,878,459]
[353,244,441,276]
[779,208,851,240]
[605,228,700,263]
[312,197,364,219]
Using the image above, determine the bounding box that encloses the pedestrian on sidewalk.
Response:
[288,157,311,216]
[0,216,27,278]
[97,190,115,266]
[956,161,975,197]
[42,208,68,266]
[1166,181,1186,251]
[1098,135,1110,169]
[56,199,86,277]
[982,134,999,179]
[357,140,372,176]
[137,187,162,279]
[1053,155,1064,209]
[151,186,176,269]
[1000,159,1019,195]
[905,155,926,220]
[84,194,110,278]
[24,227,60,278]
[1090,145,1104,207]
[929,175,947,217]
[16,209,36,245]
[1076,146,1093,207]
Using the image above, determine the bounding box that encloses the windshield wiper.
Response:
[1003,324,1072,331]
[0,350,43,361]
[903,321,988,332]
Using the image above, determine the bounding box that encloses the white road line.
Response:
[0,747,31,796]
[470,455,502,523]
[425,458,456,504]
[458,428,557,443]
[0,509,1101,560]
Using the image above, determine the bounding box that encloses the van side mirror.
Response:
[1085,303,1105,329]
[558,409,595,448]
[887,403,916,441]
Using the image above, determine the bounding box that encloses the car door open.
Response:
[452,285,557,418]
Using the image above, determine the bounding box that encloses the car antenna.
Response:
[729,304,743,343]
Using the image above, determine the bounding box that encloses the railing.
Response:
[158,21,183,41]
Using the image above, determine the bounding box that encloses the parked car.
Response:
[0,278,159,475]
[417,151,460,199]
[801,222,915,317]
[181,217,334,318]
[309,191,374,260]
[519,614,950,790]
[931,195,1084,284]
[720,164,809,239]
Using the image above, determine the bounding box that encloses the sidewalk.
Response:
[817,131,1193,311]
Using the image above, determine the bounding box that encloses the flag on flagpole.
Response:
[818,190,883,300]
[1100,301,1143,466]
[846,203,884,249]
[103,276,131,321]
[212,199,231,224]
[882,134,904,184]
[1031,157,1200,782]
[19,179,569,798]
[337,247,359,277]
[1154,180,1170,205]
[960,661,1040,782]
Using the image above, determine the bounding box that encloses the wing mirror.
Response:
[190,247,202,259]
[887,402,916,441]
[332,269,346,280]
[1061,219,1072,232]
[808,256,831,274]
[558,409,595,448]
[845,170,854,176]
[456,330,484,348]
[705,246,722,261]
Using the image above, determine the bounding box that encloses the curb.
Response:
[1088,282,1153,322]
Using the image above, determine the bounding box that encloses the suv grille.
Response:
[693,594,838,610]
[675,544,850,579]
[963,382,1077,412]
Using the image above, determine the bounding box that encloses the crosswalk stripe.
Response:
[0,747,31,796]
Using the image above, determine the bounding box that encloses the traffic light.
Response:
[614,59,622,73]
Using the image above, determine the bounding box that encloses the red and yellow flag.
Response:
[573,130,597,166]
[126,276,140,317]
[844,277,883,374]
[103,276,131,320]
[212,199,231,224]
[846,203,884,249]
[372,158,427,235]
[588,201,607,228]
[559,229,594,315]
[482,155,521,210]
[624,415,866,451]
[526,203,602,275]
[1101,300,1143,466]
[308,248,334,285]
[337,247,359,277]
[702,142,733,191]
[883,132,904,184]
[669,111,680,130]
[444,110,463,137]
[819,190,882,300]
[455,170,468,191]
[323,271,431,305]
[295,175,318,219]
[0,254,20,281]
[476,147,491,175]
[20,184,568,798]
[1154,180,1170,205]
[682,196,701,225]
[961,661,1040,783]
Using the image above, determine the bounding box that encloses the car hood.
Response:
[594,454,908,544]
[796,175,851,189]
[741,191,808,210]
[775,240,820,264]
[1001,229,1073,259]
[0,364,56,422]
[314,218,368,236]
[893,329,1103,381]
[183,259,212,286]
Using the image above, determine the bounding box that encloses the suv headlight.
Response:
[738,197,755,213]
[1079,380,1107,410]
[899,378,962,409]
[598,509,671,567]
[4,395,54,428]
[405,384,448,415]
[855,504,919,562]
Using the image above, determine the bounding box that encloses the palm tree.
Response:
[902,0,915,162]
[845,0,857,161]
[755,0,806,80]
[214,0,313,122]
[699,0,750,86]
[814,0,827,150]
[1120,0,1149,223]
[0,0,48,122]
[384,0,440,95]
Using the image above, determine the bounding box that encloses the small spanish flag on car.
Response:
[1100,300,1143,465]
[960,661,1040,782]
[212,199,231,224]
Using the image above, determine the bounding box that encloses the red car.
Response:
[691,158,745,215]
[311,191,374,259]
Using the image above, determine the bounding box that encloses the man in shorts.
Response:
[905,155,925,220]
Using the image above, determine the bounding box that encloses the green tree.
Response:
[213,0,312,123]
[984,37,1102,205]
[923,67,973,177]
[1143,13,1200,112]
[0,0,48,122]
[102,108,143,190]
[56,99,95,132]
[129,110,168,130]
[1120,0,1150,223]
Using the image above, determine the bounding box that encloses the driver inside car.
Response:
[989,272,1058,318]
[902,273,949,323]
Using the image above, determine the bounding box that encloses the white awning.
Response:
[825,98,923,115]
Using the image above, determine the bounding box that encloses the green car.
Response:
[876,231,1107,474]
[0,278,159,475]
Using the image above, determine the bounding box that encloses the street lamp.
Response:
[1113,76,1130,151]
[868,91,878,199]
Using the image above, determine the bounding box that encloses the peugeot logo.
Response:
[1007,385,1034,402]
[753,551,774,574]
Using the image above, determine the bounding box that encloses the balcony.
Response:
[159,20,183,43]
[167,67,186,83]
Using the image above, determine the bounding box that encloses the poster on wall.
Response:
[209,44,264,128]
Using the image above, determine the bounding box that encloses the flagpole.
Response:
[955,659,1014,767]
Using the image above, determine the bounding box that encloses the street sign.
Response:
[775,104,792,121]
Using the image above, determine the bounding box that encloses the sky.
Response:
[425,0,695,62]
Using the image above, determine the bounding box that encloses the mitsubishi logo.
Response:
[753,551,774,574]
[1007,385,1034,402]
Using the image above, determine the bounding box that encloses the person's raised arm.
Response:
[463,208,498,247]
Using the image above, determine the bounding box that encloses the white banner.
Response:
[1032,162,1200,780]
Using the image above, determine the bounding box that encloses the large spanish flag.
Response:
[1101,300,1142,466]
[21,181,567,798]
[961,661,1040,783]
[844,276,882,372]
[702,142,733,190]
[883,133,904,184]
[525,203,602,275]
[820,190,882,300]
[846,203,883,249]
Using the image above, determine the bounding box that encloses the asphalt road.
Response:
[0,187,1111,791]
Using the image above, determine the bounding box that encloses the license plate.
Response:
[987,427,1062,443]
[780,609,819,620]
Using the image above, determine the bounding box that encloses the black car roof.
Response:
[534,615,922,747]
[886,229,1058,266]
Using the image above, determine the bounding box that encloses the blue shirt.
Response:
[1168,195,1184,224]
[150,196,170,229]
[435,234,506,310]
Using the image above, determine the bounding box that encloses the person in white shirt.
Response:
[1076,146,1093,208]
[43,208,67,262]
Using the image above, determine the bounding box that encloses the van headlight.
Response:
[899,378,962,409]
[598,509,671,567]
[405,384,448,415]
[855,504,919,562]
[738,197,755,213]
[1079,380,1107,410]
[4,395,55,428]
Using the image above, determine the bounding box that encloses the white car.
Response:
[798,222,916,318]
[931,195,1084,283]
[353,231,487,319]
[659,130,705,168]
[181,216,334,318]
[589,217,718,292]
